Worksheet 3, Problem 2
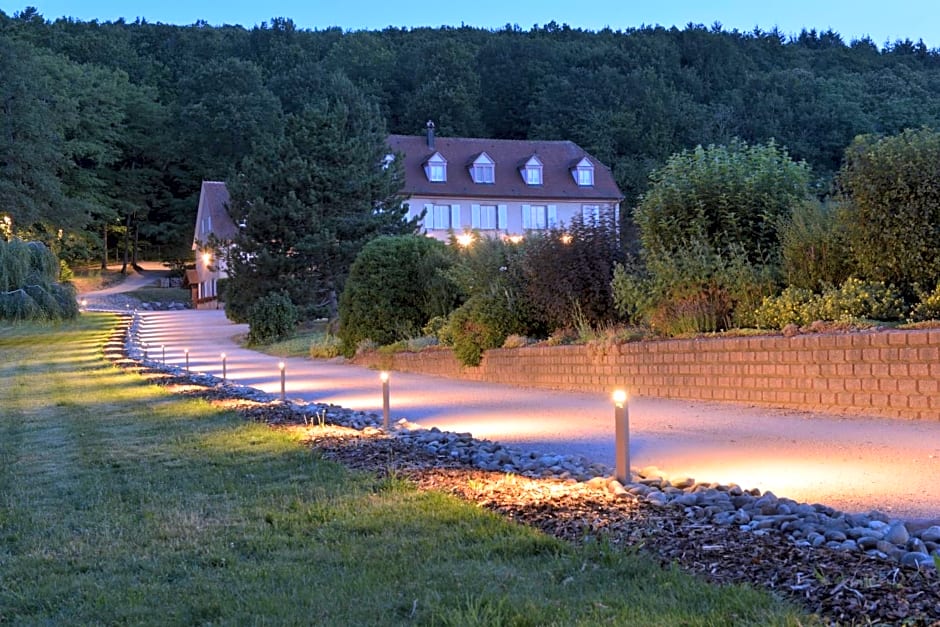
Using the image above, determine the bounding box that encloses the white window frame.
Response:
[472,204,499,230]
[572,157,594,186]
[428,204,451,229]
[472,163,494,183]
[470,153,495,184]
[576,167,594,186]
[521,155,543,186]
[424,153,447,182]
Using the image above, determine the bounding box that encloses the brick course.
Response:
[356,329,940,420]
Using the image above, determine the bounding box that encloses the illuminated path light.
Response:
[380,371,390,429]
[132,309,940,521]
[613,389,629,484]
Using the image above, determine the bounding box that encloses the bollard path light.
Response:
[161,344,166,365]
[613,389,630,485]
[380,371,390,430]
[221,353,227,383]
[279,361,286,401]
[184,348,190,372]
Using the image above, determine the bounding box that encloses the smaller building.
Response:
[191,181,237,309]
[387,122,622,242]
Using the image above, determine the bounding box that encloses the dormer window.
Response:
[424,152,447,182]
[469,152,495,184]
[521,155,543,186]
[573,157,594,186]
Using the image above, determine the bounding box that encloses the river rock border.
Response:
[113,311,940,572]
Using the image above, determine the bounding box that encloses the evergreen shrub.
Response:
[247,292,298,344]
[338,235,457,357]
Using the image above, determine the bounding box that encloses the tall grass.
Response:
[0,314,812,625]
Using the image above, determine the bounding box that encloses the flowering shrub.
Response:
[753,287,820,329]
[753,279,905,330]
[817,278,904,322]
[911,283,940,321]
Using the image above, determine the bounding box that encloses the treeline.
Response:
[4,7,940,262]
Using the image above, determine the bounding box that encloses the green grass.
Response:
[247,322,340,359]
[125,287,191,303]
[0,314,814,625]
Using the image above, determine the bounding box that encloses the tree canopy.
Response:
[4,9,940,267]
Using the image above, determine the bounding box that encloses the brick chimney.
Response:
[426,120,435,149]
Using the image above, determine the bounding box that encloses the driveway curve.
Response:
[116,308,940,524]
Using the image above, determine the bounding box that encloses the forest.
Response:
[5,5,940,265]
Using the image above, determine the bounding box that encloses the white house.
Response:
[386,122,622,242]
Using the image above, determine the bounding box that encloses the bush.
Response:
[338,235,458,357]
[911,283,940,321]
[753,279,905,329]
[620,238,777,336]
[636,139,811,268]
[444,289,527,367]
[611,260,654,325]
[753,287,820,329]
[516,209,624,331]
[817,278,905,322]
[247,292,298,344]
[777,200,852,291]
[838,129,940,297]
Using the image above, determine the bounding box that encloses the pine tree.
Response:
[225,71,417,323]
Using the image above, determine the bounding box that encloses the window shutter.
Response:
[424,204,433,229]
[547,205,558,227]
[521,204,531,229]
[471,204,480,229]
[450,205,461,229]
[497,205,508,230]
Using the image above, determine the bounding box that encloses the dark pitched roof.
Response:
[387,135,622,202]
[197,181,237,241]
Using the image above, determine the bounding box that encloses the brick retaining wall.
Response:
[356,329,940,419]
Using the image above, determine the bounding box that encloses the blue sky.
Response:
[2,0,938,49]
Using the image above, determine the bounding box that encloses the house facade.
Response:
[387,123,622,242]
[191,180,237,309]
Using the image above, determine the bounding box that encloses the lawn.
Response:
[0,314,812,625]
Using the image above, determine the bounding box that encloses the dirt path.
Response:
[124,308,940,524]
